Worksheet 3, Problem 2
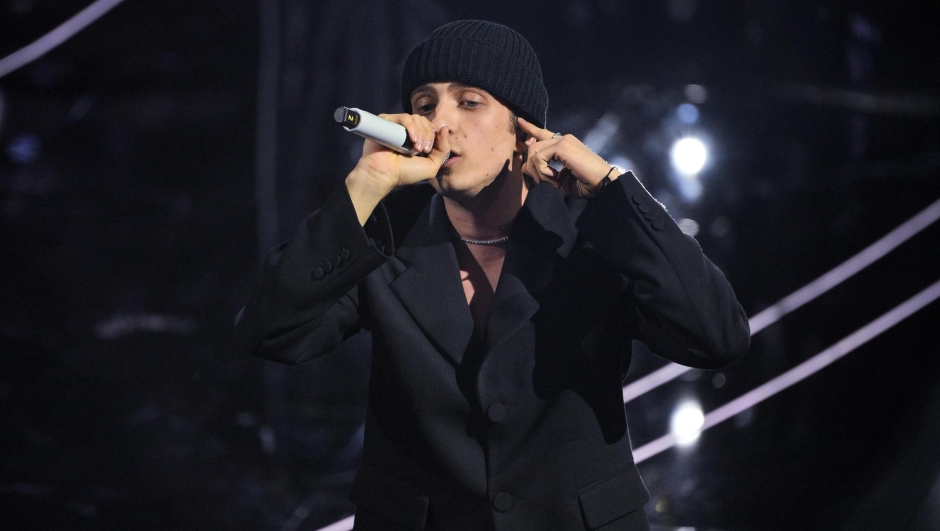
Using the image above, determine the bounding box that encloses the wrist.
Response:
[581,166,621,197]
[346,164,395,226]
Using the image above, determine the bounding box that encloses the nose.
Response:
[430,103,458,134]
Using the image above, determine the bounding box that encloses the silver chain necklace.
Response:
[457,234,510,246]
[452,221,512,246]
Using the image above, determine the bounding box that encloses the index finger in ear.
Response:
[516,116,555,142]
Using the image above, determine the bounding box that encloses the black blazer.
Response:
[236,172,750,531]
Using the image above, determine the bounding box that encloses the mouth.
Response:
[443,151,459,168]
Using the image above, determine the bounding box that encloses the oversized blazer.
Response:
[236,171,751,531]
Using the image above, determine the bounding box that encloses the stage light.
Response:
[677,218,700,237]
[676,103,699,124]
[670,400,704,446]
[670,137,707,176]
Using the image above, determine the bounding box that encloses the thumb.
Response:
[427,126,450,168]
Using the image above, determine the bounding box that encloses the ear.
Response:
[514,121,529,153]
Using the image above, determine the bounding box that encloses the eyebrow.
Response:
[410,82,481,99]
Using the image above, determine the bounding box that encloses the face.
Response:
[410,82,524,200]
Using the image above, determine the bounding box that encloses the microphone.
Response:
[334,107,420,155]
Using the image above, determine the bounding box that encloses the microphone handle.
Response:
[334,106,421,156]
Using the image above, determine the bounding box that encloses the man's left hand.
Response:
[517,117,621,198]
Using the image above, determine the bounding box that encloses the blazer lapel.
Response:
[483,184,581,352]
[390,195,474,365]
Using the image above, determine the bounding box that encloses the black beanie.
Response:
[400,20,548,128]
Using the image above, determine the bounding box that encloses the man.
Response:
[236,20,750,531]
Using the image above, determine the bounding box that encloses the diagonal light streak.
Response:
[623,196,940,404]
[313,516,354,531]
[633,278,940,463]
[0,0,127,80]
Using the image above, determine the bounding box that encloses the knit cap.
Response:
[400,20,548,128]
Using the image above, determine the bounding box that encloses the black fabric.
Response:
[349,463,429,529]
[235,173,751,530]
[577,465,649,529]
[400,20,549,128]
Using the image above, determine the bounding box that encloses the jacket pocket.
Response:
[577,464,650,530]
[348,464,429,530]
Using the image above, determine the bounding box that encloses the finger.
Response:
[413,115,432,153]
[412,115,432,152]
[526,139,564,173]
[426,126,450,168]
[524,148,560,186]
[394,114,429,152]
[386,114,419,147]
[516,116,555,142]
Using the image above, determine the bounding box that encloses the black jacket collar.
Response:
[388,184,582,364]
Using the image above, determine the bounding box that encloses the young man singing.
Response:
[237,20,750,531]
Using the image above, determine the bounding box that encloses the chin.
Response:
[435,170,487,199]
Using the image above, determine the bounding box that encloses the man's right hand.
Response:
[345,113,450,226]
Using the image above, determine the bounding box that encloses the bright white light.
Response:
[670,137,708,176]
[670,401,704,446]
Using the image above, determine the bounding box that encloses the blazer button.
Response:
[311,267,325,279]
[322,260,333,273]
[643,210,659,221]
[331,254,342,267]
[491,492,514,512]
[487,403,507,423]
[637,202,652,213]
[651,219,665,231]
[340,248,350,260]
[631,194,644,205]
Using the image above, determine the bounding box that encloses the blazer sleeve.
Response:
[575,172,750,369]
[235,184,393,365]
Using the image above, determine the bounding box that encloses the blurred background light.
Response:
[678,218,700,237]
[582,112,621,153]
[709,216,731,238]
[712,372,727,388]
[676,103,699,124]
[670,137,708,176]
[7,134,41,165]
[608,154,636,176]
[670,400,705,446]
[683,84,708,104]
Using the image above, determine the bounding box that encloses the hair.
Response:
[509,110,519,135]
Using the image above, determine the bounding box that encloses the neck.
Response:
[443,159,528,241]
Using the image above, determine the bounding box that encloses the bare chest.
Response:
[456,244,506,336]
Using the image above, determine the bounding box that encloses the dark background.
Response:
[1,1,939,530]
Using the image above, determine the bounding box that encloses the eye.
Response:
[413,101,435,115]
[461,99,482,108]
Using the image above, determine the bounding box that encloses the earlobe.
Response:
[514,130,529,153]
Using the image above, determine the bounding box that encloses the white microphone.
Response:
[334,107,420,155]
